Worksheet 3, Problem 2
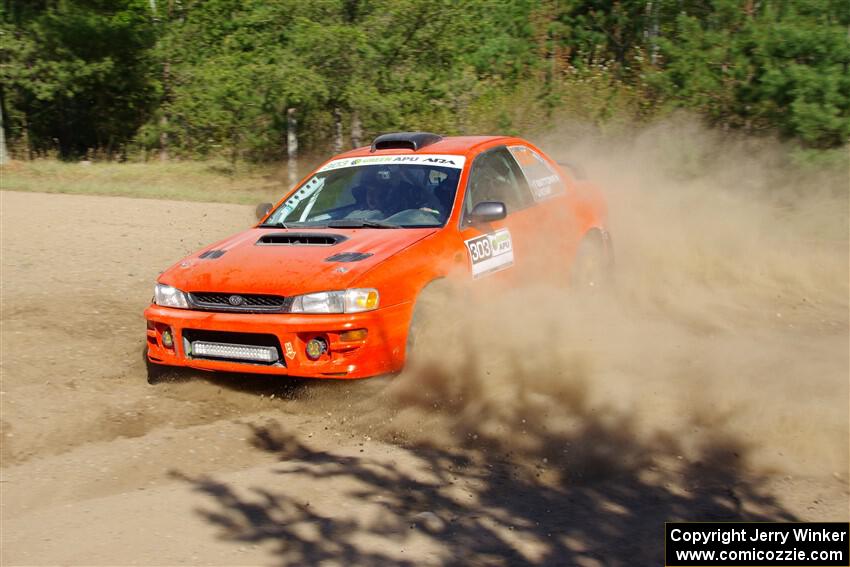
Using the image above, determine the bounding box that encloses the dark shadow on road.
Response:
[172,357,796,565]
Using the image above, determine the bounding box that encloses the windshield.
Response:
[263,154,465,228]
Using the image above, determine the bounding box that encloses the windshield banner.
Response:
[318,154,466,172]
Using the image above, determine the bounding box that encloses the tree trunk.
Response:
[22,112,31,160]
[159,114,169,162]
[0,99,9,165]
[645,0,659,66]
[159,59,170,161]
[287,107,299,188]
[351,111,362,148]
[333,107,344,153]
[157,2,172,161]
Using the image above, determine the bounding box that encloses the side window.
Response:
[463,147,532,220]
[507,145,565,201]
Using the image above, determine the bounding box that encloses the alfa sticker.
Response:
[318,154,465,172]
[465,229,514,278]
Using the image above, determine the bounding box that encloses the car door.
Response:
[458,146,540,284]
[506,144,575,282]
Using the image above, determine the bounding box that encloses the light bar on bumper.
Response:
[191,341,279,363]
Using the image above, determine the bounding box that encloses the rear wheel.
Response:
[570,230,613,290]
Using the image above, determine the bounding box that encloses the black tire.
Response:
[144,347,169,384]
[406,279,453,367]
[570,230,613,290]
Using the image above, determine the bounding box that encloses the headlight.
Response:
[290,288,379,314]
[153,283,189,309]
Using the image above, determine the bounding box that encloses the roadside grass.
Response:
[0,159,300,205]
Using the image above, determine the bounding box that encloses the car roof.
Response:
[334,135,517,159]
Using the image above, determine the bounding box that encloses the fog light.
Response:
[161,327,174,348]
[339,329,368,342]
[305,337,328,360]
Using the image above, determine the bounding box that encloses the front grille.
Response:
[188,292,291,313]
[182,329,283,365]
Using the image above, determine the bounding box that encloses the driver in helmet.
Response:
[345,167,394,220]
[345,165,443,221]
[377,165,442,216]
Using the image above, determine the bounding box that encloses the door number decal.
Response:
[465,229,514,278]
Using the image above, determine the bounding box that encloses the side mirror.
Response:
[468,201,507,224]
[255,202,273,220]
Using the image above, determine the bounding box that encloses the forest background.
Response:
[1,0,847,186]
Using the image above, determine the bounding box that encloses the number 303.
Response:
[469,239,492,262]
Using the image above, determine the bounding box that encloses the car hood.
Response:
[159,227,437,295]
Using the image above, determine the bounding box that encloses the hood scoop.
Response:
[325,252,373,262]
[256,232,348,246]
[199,249,226,259]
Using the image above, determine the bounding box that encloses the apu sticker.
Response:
[465,229,514,278]
[284,342,296,360]
[318,154,466,172]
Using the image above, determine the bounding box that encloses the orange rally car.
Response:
[144,132,611,382]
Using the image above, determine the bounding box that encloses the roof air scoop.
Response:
[371,132,443,152]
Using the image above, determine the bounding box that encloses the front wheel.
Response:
[144,347,169,384]
[405,279,457,367]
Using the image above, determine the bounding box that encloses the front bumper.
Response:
[143,302,413,379]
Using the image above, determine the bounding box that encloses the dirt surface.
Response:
[1,184,848,565]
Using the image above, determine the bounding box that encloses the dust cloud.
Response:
[360,119,849,482]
